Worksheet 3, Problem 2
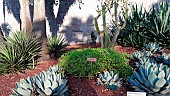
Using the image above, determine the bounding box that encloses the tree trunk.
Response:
[112,26,121,46]
[0,27,4,43]
[19,0,32,33]
[33,0,46,40]
[33,0,48,61]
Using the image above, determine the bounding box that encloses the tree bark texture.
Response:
[33,0,46,40]
[19,0,33,34]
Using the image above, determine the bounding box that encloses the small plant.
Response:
[90,31,97,45]
[0,31,41,75]
[96,71,122,90]
[157,53,170,67]
[128,62,170,95]
[11,65,68,96]
[47,35,67,59]
[59,48,132,78]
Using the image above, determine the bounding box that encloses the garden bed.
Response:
[0,44,170,96]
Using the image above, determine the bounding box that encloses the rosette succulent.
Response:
[96,71,122,90]
[128,62,170,96]
[10,65,68,96]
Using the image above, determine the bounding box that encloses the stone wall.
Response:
[0,0,169,44]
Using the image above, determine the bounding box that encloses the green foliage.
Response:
[147,1,170,48]
[59,48,132,78]
[11,65,68,96]
[96,71,122,90]
[0,31,41,75]
[95,0,128,48]
[116,4,149,48]
[114,1,170,48]
[128,62,170,95]
[47,35,67,58]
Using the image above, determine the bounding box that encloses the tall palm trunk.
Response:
[33,0,48,61]
[19,0,33,34]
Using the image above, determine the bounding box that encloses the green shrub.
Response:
[0,31,41,75]
[59,48,132,78]
[47,35,67,58]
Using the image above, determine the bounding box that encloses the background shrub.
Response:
[47,35,67,58]
[0,31,41,75]
[111,1,170,49]
[115,4,149,48]
[59,48,132,78]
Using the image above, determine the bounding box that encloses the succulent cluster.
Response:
[128,62,170,95]
[96,71,122,90]
[131,42,170,67]
[10,65,68,96]
[128,42,170,95]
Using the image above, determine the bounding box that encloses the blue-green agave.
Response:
[96,71,122,90]
[10,65,68,96]
[34,71,68,96]
[128,62,170,96]
[11,77,35,96]
[157,53,170,67]
[145,42,162,53]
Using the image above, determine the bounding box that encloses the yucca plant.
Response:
[47,35,67,58]
[0,31,41,75]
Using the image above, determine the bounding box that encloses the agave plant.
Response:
[0,31,41,75]
[145,42,162,53]
[157,53,170,67]
[96,71,122,90]
[11,77,35,96]
[11,65,68,96]
[116,4,149,48]
[47,35,67,58]
[147,1,170,48]
[128,62,170,96]
[48,65,63,73]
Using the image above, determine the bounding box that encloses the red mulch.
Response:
[0,44,170,96]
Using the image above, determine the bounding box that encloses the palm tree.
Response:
[19,0,33,34]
